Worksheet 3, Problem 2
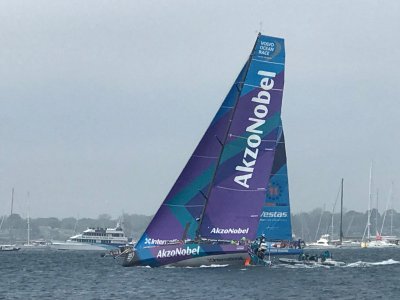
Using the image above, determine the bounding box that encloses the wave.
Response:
[199,264,229,268]
[346,259,400,268]
[166,264,230,269]
[273,263,329,269]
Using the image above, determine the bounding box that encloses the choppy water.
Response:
[1,248,400,299]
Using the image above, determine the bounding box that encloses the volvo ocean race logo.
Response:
[234,70,276,189]
[210,227,249,234]
[258,40,281,59]
[156,246,200,259]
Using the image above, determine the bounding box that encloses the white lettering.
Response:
[261,212,288,218]
[234,69,276,189]
[254,105,268,119]
[210,227,250,234]
[234,173,252,188]
[247,134,261,148]
[156,246,201,259]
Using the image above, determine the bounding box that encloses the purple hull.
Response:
[121,242,302,267]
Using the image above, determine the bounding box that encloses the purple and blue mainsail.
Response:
[137,35,288,248]
[136,64,248,248]
[198,35,286,240]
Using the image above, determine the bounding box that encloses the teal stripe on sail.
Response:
[219,112,281,165]
[166,163,216,205]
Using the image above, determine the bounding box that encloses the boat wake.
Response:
[275,263,330,269]
[164,264,229,269]
[199,264,229,268]
[346,259,400,268]
[273,258,400,269]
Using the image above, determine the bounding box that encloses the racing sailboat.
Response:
[122,34,301,267]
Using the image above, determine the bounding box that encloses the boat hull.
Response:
[0,245,21,252]
[279,257,345,267]
[361,241,398,248]
[122,243,303,267]
[305,245,338,250]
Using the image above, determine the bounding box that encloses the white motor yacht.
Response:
[51,222,128,251]
[306,234,337,249]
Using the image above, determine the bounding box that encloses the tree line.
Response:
[0,209,399,243]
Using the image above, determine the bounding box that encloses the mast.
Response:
[27,192,30,246]
[196,34,261,238]
[340,178,344,244]
[9,188,15,243]
[10,188,14,216]
[390,200,393,236]
[0,216,5,231]
[390,183,394,236]
[329,184,340,239]
[380,182,393,236]
[314,204,325,241]
[73,215,79,234]
[300,211,304,240]
[367,162,373,241]
[375,188,379,236]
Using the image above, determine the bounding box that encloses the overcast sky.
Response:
[1,0,399,218]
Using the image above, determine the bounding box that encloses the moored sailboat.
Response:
[0,188,21,252]
[122,34,301,267]
[306,179,360,249]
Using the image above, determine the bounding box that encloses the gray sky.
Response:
[1,0,399,218]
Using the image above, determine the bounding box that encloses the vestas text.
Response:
[234,70,276,188]
[261,211,288,218]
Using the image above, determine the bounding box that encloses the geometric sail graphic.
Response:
[135,64,248,248]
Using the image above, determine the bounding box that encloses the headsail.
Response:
[135,64,248,248]
[256,123,293,241]
[198,35,286,240]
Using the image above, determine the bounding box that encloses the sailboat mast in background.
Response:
[340,178,344,244]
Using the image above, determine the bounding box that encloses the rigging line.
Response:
[345,214,354,237]
[325,183,341,235]
[269,173,288,177]
[192,155,218,159]
[380,182,393,235]
[314,204,325,241]
[163,204,204,208]
[243,83,283,91]
[229,135,281,142]
[251,58,284,65]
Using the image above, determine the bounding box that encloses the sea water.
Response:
[1,248,400,299]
